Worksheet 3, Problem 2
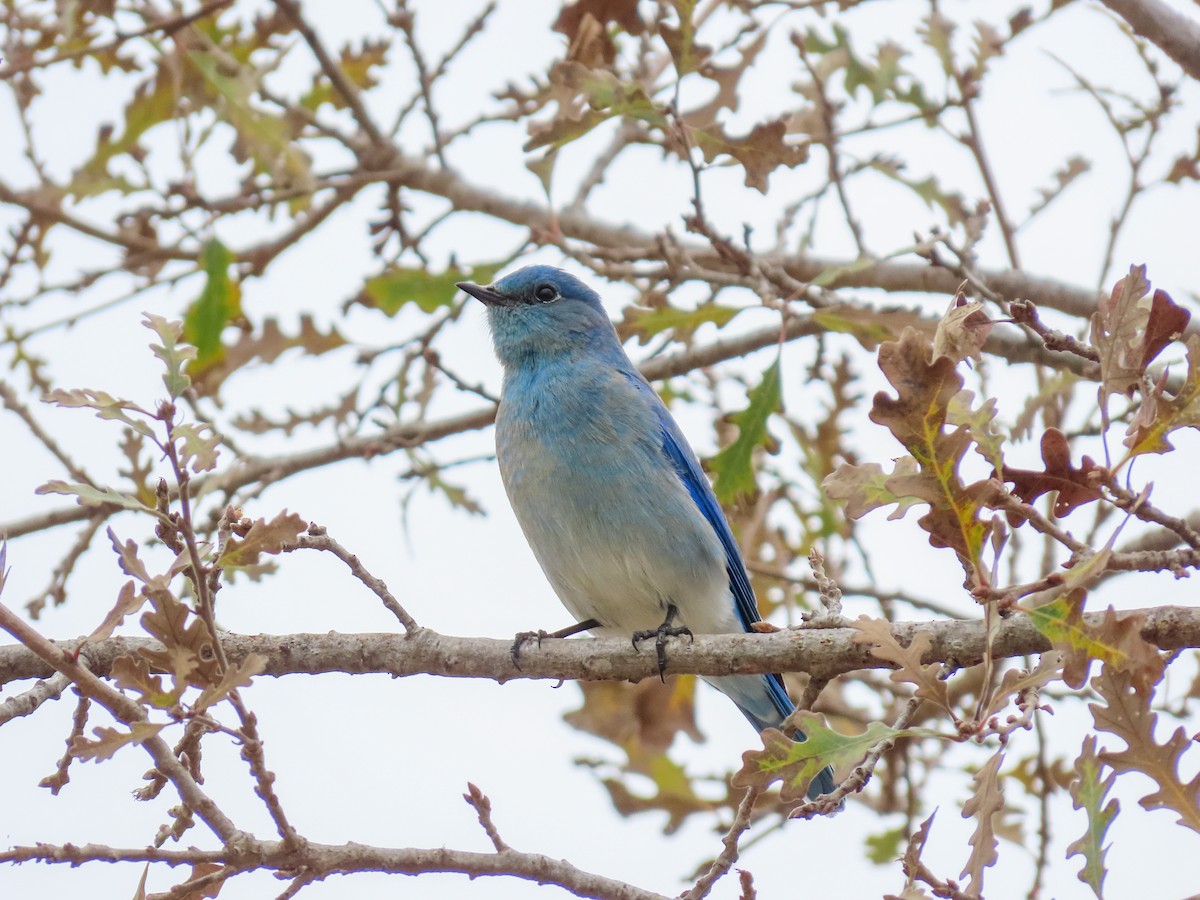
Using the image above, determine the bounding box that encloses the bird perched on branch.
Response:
[459,265,834,800]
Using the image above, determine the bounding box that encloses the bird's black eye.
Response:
[534,284,558,303]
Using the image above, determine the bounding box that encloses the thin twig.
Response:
[683,787,762,900]
[289,527,418,631]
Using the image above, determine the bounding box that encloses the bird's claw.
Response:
[510,630,552,669]
[631,620,693,681]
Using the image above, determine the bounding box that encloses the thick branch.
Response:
[1,605,1196,687]
[0,839,670,900]
[1099,0,1200,82]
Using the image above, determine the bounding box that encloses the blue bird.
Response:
[459,265,835,800]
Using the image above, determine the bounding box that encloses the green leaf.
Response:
[707,357,782,504]
[183,241,241,374]
[360,262,504,317]
[71,73,177,197]
[620,303,741,344]
[1067,735,1118,898]
[865,825,908,865]
[187,49,314,189]
[732,712,916,802]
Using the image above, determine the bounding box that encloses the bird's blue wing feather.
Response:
[646,398,761,632]
[624,372,837,800]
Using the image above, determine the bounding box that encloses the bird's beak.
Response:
[457,281,513,307]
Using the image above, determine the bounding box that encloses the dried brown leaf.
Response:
[851,616,952,714]
[1091,667,1200,834]
[959,750,1004,896]
[1000,427,1104,518]
[933,297,993,364]
[86,580,146,642]
[70,721,167,762]
[218,510,307,568]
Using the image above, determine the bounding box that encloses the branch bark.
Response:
[2,604,1196,688]
[0,839,671,900]
[1099,0,1200,82]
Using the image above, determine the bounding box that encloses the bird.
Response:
[458,264,835,800]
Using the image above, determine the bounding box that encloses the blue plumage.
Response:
[461,265,834,800]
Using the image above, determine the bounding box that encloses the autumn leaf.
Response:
[947,389,1005,473]
[999,427,1104,519]
[691,118,809,193]
[138,592,219,687]
[172,422,220,474]
[897,812,938,897]
[810,304,925,348]
[1090,265,1189,432]
[733,713,911,803]
[145,314,198,400]
[959,751,1004,897]
[217,511,307,568]
[618,301,741,344]
[566,678,702,763]
[933,296,993,364]
[707,357,782,504]
[567,679,716,833]
[107,528,151,583]
[525,61,667,153]
[70,722,167,763]
[659,0,710,76]
[36,480,158,515]
[191,315,346,396]
[867,328,992,578]
[981,652,1062,723]
[823,456,924,521]
[1123,334,1200,458]
[42,386,155,437]
[301,40,389,111]
[112,654,184,708]
[1090,667,1200,835]
[193,653,268,714]
[86,580,146,643]
[850,617,953,716]
[1067,735,1118,898]
[187,49,314,190]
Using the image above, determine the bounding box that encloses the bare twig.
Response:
[683,787,762,900]
[289,527,418,631]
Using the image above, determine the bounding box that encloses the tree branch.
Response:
[1099,0,1200,82]
[0,838,671,900]
[1,604,1195,688]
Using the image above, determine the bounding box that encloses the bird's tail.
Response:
[704,673,837,800]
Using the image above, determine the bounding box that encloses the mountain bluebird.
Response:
[460,265,834,800]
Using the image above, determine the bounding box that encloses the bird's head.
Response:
[458,265,614,367]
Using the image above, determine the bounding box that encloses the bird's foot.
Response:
[631,605,693,681]
[510,618,601,669]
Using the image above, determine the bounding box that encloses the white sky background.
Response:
[2,0,1200,897]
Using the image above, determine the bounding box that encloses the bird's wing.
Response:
[622,371,762,632]
[624,371,811,743]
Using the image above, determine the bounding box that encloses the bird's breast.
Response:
[494,365,732,635]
